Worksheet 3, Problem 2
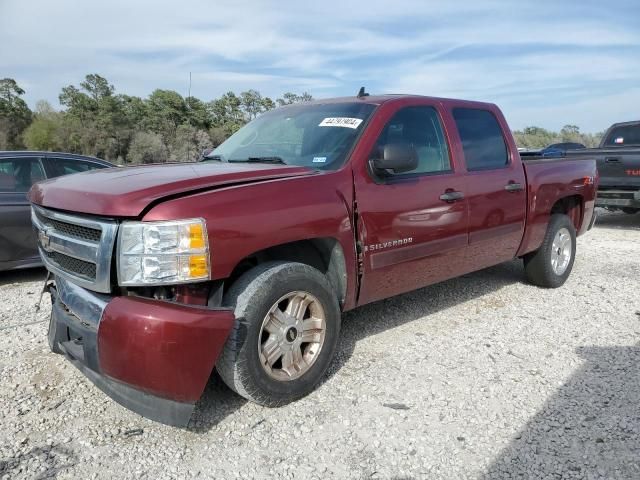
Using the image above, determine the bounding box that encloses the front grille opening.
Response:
[36,211,102,242]
[45,251,97,280]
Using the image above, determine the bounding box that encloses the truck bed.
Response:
[522,147,640,211]
[516,156,598,258]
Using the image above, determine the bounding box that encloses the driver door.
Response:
[353,103,469,305]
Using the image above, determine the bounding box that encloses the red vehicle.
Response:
[29,93,597,426]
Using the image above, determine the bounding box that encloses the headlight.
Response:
[117,218,210,286]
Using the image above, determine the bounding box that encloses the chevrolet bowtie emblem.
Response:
[38,230,52,252]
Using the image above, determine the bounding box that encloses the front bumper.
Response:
[48,276,235,427]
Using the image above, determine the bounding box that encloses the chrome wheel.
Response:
[258,291,326,381]
[550,227,572,275]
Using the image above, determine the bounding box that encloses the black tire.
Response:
[622,207,639,215]
[216,261,341,406]
[523,214,576,288]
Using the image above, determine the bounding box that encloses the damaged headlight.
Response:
[117,218,210,286]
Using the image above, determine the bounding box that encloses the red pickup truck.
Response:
[29,94,597,426]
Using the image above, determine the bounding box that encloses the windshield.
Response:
[205,102,376,170]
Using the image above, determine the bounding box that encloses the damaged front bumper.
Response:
[47,276,235,427]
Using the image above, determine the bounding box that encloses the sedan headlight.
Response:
[117,218,210,286]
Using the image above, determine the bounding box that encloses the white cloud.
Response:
[1,0,639,131]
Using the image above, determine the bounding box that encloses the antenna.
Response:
[357,86,369,98]
[187,72,192,162]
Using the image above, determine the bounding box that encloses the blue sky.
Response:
[1,0,639,132]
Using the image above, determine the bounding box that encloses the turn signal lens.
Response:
[188,254,209,278]
[189,223,205,250]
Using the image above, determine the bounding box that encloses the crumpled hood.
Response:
[29,162,316,217]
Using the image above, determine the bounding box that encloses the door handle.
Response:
[504,182,524,192]
[605,157,621,163]
[439,191,464,202]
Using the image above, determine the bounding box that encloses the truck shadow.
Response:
[0,267,46,287]
[0,444,77,479]
[481,344,640,479]
[189,373,248,432]
[325,259,525,382]
[594,210,640,230]
[192,259,525,431]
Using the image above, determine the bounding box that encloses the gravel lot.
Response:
[1,210,639,480]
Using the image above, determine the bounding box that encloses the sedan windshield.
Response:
[205,102,376,170]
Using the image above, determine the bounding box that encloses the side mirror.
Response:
[370,144,418,175]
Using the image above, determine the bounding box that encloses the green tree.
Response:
[208,91,244,136]
[59,85,94,123]
[118,94,147,126]
[81,74,114,101]
[128,131,168,164]
[23,100,63,151]
[0,78,33,149]
[514,124,602,149]
[170,124,212,162]
[276,92,313,106]
[261,96,276,112]
[185,96,212,131]
[59,74,131,160]
[240,89,265,120]
[145,89,189,140]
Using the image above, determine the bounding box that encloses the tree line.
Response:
[0,75,312,164]
[512,125,602,150]
[1,75,602,164]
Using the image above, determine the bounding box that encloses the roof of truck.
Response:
[295,93,498,109]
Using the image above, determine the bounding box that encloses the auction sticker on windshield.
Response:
[319,117,363,129]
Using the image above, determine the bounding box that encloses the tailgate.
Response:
[594,149,640,189]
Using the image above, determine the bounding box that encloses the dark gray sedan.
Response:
[0,151,113,271]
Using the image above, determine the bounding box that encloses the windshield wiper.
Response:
[202,155,223,162]
[228,156,287,165]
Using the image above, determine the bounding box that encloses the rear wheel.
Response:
[216,261,341,406]
[622,207,639,215]
[523,214,576,288]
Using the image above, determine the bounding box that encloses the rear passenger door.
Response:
[451,107,526,270]
[0,156,46,268]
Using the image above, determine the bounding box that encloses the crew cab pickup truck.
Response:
[523,121,640,213]
[29,94,597,426]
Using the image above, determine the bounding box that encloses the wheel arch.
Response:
[550,194,584,232]
[221,237,348,309]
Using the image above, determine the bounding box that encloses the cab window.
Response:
[374,106,451,176]
[452,108,509,171]
[0,158,45,193]
[603,125,640,146]
[45,158,106,177]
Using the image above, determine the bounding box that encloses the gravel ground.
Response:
[1,209,639,480]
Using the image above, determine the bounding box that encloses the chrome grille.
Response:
[32,205,118,293]
[35,210,102,242]
[45,251,97,280]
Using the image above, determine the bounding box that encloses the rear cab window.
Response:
[603,124,640,146]
[452,108,509,171]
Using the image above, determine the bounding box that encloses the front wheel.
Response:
[622,207,639,215]
[216,261,341,406]
[523,214,576,288]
